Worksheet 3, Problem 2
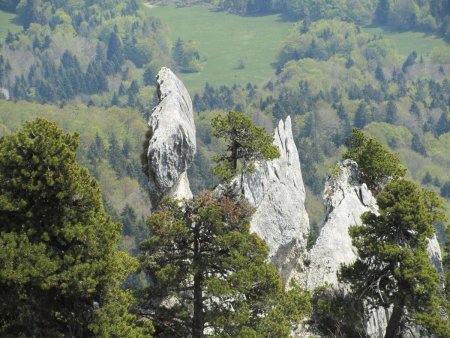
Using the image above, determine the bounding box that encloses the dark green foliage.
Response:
[0,0,19,12]
[0,118,152,337]
[440,181,450,198]
[311,285,367,337]
[375,64,386,83]
[385,100,398,124]
[411,133,427,156]
[172,38,203,73]
[340,179,450,337]
[344,128,406,192]
[436,112,450,136]
[139,192,311,337]
[107,32,125,69]
[216,0,375,25]
[3,0,168,105]
[375,0,390,25]
[422,171,433,185]
[211,111,280,182]
[354,102,369,129]
[402,51,417,72]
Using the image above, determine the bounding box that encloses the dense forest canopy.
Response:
[216,0,450,38]
[0,0,169,108]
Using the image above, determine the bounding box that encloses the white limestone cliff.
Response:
[241,117,310,283]
[146,67,196,207]
[303,159,445,337]
[304,159,377,290]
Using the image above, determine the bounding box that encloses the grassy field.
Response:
[0,10,21,40]
[146,4,292,93]
[363,26,450,61]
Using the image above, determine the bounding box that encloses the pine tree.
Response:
[354,102,368,129]
[139,192,311,338]
[436,111,450,136]
[340,179,450,337]
[344,128,406,192]
[0,119,152,336]
[211,111,279,182]
[422,171,433,185]
[385,100,398,124]
[411,133,427,156]
[375,0,390,25]
[107,32,125,69]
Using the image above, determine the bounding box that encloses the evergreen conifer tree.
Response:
[0,119,152,336]
[140,192,311,338]
[211,111,279,182]
[340,179,450,337]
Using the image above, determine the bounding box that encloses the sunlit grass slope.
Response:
[146,4,292,93]
[0,10,22,40]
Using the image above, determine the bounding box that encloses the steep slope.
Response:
[242,116,310,283]
[146,67,196,207]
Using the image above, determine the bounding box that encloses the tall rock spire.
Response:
[241,116,310,283]
[146,67,196,208]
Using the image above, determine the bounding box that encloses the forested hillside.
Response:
[0,0,169,109]
[185,19,449,233]
[215,0,450,38]
[0,100,150,255]
[1,0,450,242]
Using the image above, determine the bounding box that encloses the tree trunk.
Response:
[384,301,404,338]
[231,140,238,171]
[192,223,204,338]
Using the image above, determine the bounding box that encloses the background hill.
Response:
[1,0,450,248]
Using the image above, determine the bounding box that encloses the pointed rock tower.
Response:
[242,117,310,283]
[145,67,196,208]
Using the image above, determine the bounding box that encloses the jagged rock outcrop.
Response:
[303,159,446,337]
[241,117,310,283]
[304,159,377,290]
[146,67,196,207]
[300,160,388,337]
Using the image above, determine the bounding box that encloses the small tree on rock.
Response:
[344,128,406,192]
[211,111,279,183]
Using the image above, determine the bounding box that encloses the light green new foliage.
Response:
[211,111,280,183]
[340,179,450,337]
[139,192,311,338]
[0,118,152,337]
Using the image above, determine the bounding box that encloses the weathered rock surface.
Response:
[0,87,9,100]
[428,234,445,287]
[241,117,310,283]
[304,159,377,290]
[302,160,445,337]
[146,67,196,207]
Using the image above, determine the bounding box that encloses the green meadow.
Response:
[146,4,292,93]
[0,10,21,40]
[363,26,450,61]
